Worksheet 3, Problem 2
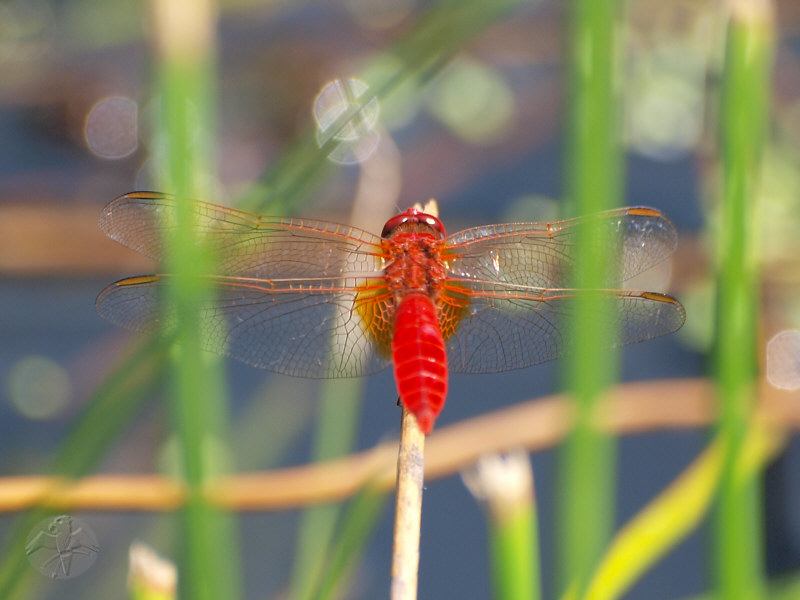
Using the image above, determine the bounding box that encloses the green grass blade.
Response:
[583,425,780,600]
[312,486,388,600]
[558,0,624,594]
[290,380,363,600]
[151,4,241,598]
[55,337,168,477]
[0,337,167,600]
[462,452,541,600]
[489,507,539,600]
[713,2,774,598]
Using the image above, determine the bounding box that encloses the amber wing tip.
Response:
[627,206,664,218]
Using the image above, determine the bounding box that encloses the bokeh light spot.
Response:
[427,58,514,145]
[766,330,800,390]
[359,55,422,129]
[85,96,139,159]
[625,74,702,160]
[313,78,380,165]
[6,355,71,419]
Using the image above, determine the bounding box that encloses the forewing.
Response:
[442,282,685,374]
[99,191,386,278]
[443,207,677,288]
[95,274,393,378]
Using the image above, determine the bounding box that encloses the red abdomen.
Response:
[392,293,448,434]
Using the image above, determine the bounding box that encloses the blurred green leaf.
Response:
[712,4,774,598]
[558,0,624,594]
[0,337,167,600]
[313,486,388,600]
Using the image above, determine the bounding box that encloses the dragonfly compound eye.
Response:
[381,208,446,238]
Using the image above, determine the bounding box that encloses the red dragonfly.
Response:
[96,192,685,433]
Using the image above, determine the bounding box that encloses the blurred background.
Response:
[0,0,799,598]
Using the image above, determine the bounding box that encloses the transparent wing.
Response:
[95,274,393,378]
[443,207,677,288]
[441,282,685,374]
[99,191,386,279]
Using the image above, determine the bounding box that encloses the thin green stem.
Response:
[151,2,240,598]
[490,507,539,600]
[558,0,624,595]
[463,452,539,600]
[313,487,388,600]
[713,1,774,598]
[290,380,362,600]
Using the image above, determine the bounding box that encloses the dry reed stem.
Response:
[1,378,798,513]
[391,406,426,600]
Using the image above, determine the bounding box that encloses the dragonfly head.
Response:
[381,208,446,239]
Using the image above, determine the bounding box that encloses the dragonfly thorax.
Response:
[383,231,447,303]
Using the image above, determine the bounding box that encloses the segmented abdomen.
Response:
[392,293,448,434]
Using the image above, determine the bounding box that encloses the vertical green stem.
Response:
[558,0,624,594]
[150,1,240,598]
[714,1,774,598]
[290,380,362,600]
[463,452,539,600]
[313,487,388,600]
[490,506,539,600]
